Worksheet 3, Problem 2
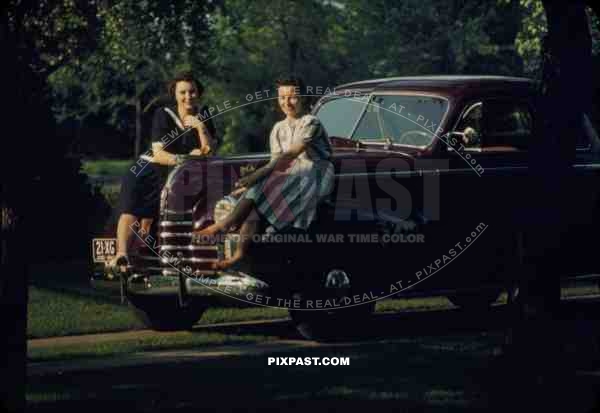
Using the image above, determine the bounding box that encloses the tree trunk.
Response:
[511,0,592,369]
[0,202,27,413]
[0,21,28,412]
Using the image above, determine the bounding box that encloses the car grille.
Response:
[157,211,219,277]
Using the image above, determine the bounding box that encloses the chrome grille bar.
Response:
[160,245,218,251]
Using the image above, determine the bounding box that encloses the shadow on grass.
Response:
[26,338,600,412]
[29,260,123,305]
[191,304,512,341]
[27,299,600,411]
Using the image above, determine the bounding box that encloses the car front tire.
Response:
[288,266,376,341]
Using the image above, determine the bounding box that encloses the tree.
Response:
[50,0,217,158]
[511,0,600,75]
[506,1,597,405]
[1,2,112,407]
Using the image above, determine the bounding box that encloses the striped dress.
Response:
[244,114,335,230]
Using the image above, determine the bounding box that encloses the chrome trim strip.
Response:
[359,141,429,151]
[215,153,271,162]
[564,274,600,282]
[160,232,194,238]
[576,144,591,153]
[335,166,527,178]
[334,164,599,179]
[162,257,217,264]
[162,269,218,276]
[159,221,193,227]
[463,147,483,153]
[448,146,486,153]
[160,245,219,251]
[574,163,600,170]
[163,209,193,215]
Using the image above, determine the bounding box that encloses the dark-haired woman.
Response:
[194,76,334,270]
[109,72,217,269]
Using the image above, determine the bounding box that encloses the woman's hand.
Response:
[189,148,205,156]
[229,186,247,197]
[189,146,212,156]
[184,115,213,155]
[183,114,202,129]
[236,174,256,189]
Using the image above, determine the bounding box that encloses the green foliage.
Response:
[5,0,100,74]
[44,0,559,156]
[48,0,217,157]
[510,0,547,75]
[82,159,132,177]
[508,1,600,75]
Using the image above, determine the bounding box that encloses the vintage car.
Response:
[91,76,600,340]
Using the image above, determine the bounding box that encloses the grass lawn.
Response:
[28,331,277,362]
[27,264,600,363]
[27,284,458,340]
[29,279,599,340]
[27,286,145,339]
[26,282,456,361]
[82,159,132,177]
[27,286,291,339]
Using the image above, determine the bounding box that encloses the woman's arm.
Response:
[236,142,306,188]
[151,142,181,166]
[237,116,322,187]
[148,108,183,165]
[183,115,216,155]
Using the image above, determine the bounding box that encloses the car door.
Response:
[435,98,534,288]
[445,98,532,226]
[563,113,600,276]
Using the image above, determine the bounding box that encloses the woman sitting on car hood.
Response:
[194,75,334,270]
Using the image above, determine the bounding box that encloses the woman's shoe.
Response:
[107,254,129,274]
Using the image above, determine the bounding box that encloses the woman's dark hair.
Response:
[275,75,306,95]
[167,71,204,100]
[275,74,309,105]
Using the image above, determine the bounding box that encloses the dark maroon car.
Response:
[91,76,600,340]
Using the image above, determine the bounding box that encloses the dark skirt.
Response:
[118,161,170,218]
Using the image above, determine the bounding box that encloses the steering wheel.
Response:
[398,130,430,146]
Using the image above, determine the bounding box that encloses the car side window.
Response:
[455,102,482,147]
[484,101,532,150]
[578,113,597,150]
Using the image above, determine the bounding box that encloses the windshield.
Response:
[315,94,370,138]
[316,93,448,147]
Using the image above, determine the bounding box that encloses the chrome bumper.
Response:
[91,261,270,305]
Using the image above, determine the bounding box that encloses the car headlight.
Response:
[213,195,238,223]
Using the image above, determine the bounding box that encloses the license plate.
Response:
[92,238,117,263]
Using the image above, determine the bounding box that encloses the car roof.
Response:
[333,75,537,99]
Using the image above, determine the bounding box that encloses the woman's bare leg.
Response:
[140,218,153,238]
[116,213,139,256]
[212,218,260,270]
[111,215,154,269]
[195,198,255,237]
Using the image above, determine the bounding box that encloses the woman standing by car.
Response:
[194,75,334,270]
[109,71,217,269]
